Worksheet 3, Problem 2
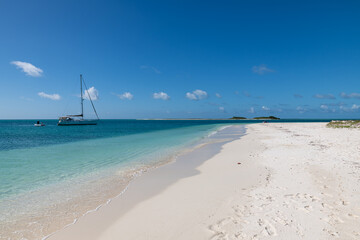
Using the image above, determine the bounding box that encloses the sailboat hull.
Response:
[58,119,98,126]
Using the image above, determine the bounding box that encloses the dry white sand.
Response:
[48,123,360,240]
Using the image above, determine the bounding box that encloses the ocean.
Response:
[0,119,330,239]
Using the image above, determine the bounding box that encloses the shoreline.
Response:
[48,124,253,239]
[48,122,360,239]
[44,124,241,239]
[0,123,235,240]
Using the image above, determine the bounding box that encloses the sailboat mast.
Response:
[80,74,84,119]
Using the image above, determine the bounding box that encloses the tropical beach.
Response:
[2,1,360,239]
[44,122,360,240]
[0,120,236,239]
[3,120,360,240]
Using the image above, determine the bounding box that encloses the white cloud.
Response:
[252,64,274,75]
[340,92,360,99]
[249,107,255,114]
[186,92,197,100]
[262,106,270,111]
[83,87,99,101]
[118,92,133,100]
[215,93,222,98]
[153,92,170,100]
[313,94,336,99]
[219,106,225,112]
[351,104,360,110]
[38,92,61,100]
[140,65,161,74]
[11,61,43,77]
[193,90,207,99]
[320,104,329,110]
[186,89,208,100]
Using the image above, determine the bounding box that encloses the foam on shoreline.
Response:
[47,125,247,240]
[44,124,241,240]
[48,123,360,240]
[1,123,239,240]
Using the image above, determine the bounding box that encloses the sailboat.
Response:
[58,74,99,126]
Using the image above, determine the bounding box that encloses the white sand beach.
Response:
[48,123,360,240]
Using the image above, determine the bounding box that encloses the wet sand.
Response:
[48,123,360,239]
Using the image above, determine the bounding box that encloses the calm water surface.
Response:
[0,119,330,239]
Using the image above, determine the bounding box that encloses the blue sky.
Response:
[1,0,360,119]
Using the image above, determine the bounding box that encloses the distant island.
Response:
[253,116,280,120]
[230,117,247,120]
[230,116,280,120]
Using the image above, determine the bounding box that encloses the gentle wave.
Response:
[42,124,234,240]
[0,122,236,240]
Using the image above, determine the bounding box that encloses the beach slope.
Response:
[49,123,360,239]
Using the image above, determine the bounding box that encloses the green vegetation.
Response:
[230,116,247,119]
[327,120,360,128]
[253,116,280,120]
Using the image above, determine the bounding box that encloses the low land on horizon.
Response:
[140,116,281,120]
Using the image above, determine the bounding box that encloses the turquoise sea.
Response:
[0,119,330,239]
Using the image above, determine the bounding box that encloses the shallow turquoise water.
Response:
[0,120,240,239]
[0,119,330,239]
[0,119,331,200]
[0,120,235,199]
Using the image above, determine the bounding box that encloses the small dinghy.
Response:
[34,121,45,127]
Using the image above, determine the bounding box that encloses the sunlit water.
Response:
[0,120,241,239]
[0,119,330,239]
